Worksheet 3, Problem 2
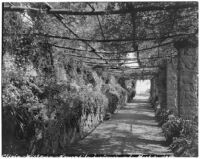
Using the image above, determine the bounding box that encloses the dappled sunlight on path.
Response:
[65,94,173,156]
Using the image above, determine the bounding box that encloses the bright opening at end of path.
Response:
[123,52,151,98]
[136,80,151,97]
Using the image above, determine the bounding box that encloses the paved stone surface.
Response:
[65,95,173,156]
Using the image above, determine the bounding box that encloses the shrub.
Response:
[105,91,119,114]
[127,88,136,103]
[2,67,44,155]
[108,76,127,106]
[149,96,158,109]
[2,56,126,155]
[170,118,198,157]
[162,117,182,144]
[154,100,198,157]
[101,75,127,114]
[161,114,198,157]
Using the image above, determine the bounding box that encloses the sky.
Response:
[136,80,151,94]
[124,52,139,67]
[124,53,151,94]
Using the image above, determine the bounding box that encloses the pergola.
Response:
[3,2,197,79]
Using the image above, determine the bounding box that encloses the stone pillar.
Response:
[150,77,158,101]
[174,39,198,119]
[150,78,154,100]
[157,65,167,109]
[166,58,178,115]
[150,78,154,99]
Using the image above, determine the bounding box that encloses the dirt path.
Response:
[65,95,173,156]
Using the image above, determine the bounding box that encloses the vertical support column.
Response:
[166,59,178,115]
[150,78,154,100]
[174,39,198,119]
[150,77,156,101]
[158,65,167,109]
[153,75,159,101]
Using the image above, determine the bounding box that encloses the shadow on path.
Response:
[65,95,173,156]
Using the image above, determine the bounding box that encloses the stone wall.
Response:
[174,39,198,119]
[166,58,178,115]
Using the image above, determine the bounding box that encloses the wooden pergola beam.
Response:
[43,2,109,64]
[111,74,155,80]
[86,62,160,68]
[50,42,174,55]
[3,3,197,15]
[87,3,106,40]
[4,32,195,43]
[51,48,177,61]
[110,71,158,77]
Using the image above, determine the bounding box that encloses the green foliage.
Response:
[104,91,119,114]
[160,110,198,157]
[2,66,44,155]
[156,109,174,126]
[2,51,128,155]
[162,116,182,144]
[101,75,127,114]
[151,95,198,157]
[170,118,198,157]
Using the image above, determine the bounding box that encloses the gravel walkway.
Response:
[65,95,173,156]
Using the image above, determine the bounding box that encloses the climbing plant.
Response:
[2,2,198,156]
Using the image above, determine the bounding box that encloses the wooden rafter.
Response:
[51,47,177,61]
[3,2,196,76]
[4,32,195,43]
[87,3,105,40]
[50,41,174,54]
[3,3,197,15]
[43,2,109,64]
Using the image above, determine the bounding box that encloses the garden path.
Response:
[65,94,173,156]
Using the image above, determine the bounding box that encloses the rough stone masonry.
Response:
[175,39,198,119]
[150,38,198,120]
